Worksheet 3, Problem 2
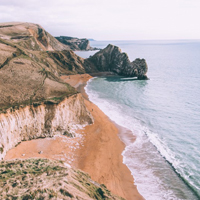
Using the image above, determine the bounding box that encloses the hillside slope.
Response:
[0,158,124,200]
[56,36,99,51]
[0,22,69,51]
[0,37,85,110]
[0,22,148,111]
[0,22,148,199]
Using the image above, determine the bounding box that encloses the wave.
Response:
[85,78,199,200]
[145,129,200,199]
[85,80,178,199]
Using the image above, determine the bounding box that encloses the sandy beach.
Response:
[5,74,144,200]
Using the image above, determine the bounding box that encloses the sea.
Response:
[75,40,200,200]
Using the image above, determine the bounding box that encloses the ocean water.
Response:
[76,40,200,200]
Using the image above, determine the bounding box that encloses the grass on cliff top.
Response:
[0,159,65,182]
[0,37,78,113]
[0,84,78,114]
[0,158,125,200]
[72,169,120,200]
[0,93,77,114]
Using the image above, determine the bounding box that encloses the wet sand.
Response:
[5,73,144,200]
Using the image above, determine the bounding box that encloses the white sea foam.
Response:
[85,80,182,200]
[83,40,200,200]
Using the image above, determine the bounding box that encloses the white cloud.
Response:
[0,0,200,40]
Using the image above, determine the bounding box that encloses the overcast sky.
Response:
[0,0,200,40]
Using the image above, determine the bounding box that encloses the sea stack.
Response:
[87,44,148,79]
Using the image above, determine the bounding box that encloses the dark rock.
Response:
[87,44,148,79]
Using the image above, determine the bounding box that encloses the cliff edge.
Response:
[0,158,124,200]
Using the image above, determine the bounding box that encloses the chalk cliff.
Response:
[0,94,93,160]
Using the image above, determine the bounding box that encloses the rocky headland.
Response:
[0,22,147,199]
[56,36,100,51]
[85,44,148,80]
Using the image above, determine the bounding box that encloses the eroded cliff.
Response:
[0,94,93,160]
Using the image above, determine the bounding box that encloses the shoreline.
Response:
[63,74,143,200]
[5,73,144,200]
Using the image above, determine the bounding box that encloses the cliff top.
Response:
[0,22,69,51]
[0,22,85,110]
[0,158,124,200]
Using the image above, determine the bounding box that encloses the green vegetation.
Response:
[59,188,74,198]
[0,159,124,200]
[38,68,52,78]
[0,147,3,154]
[63,131,74,138]
[0,37,79,111]
[73,169,125,200]
[0,159,65,182]
[0,88,79,114]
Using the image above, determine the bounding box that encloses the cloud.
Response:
[0,0,200,40]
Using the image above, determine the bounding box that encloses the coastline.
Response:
[63,74,144,200]
[5,73,144,200]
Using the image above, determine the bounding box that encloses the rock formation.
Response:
[86,44,148,79]
[56,36,99,51]
[0,94,93,160]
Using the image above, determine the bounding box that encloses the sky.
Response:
[0,0,200,40]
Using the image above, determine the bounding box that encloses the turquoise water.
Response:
[76,40,200,200]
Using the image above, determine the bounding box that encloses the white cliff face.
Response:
[0,94,93,160]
